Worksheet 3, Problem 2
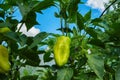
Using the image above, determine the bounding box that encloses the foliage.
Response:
[0,0,120,80]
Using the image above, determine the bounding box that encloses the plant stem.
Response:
[60,2,64,36]
[93,0,117,30]
[17,23,24,32]
[60,18,64,35]
[65,19,68,36]
[99,0,117,18]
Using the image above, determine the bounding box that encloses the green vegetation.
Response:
[0,0,120,80]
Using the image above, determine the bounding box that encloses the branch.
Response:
[99,0,117,18]
[93,0,117,30]
[17,22,24,32]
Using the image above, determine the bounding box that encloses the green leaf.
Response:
[17,1,30,17]
[28,32,48,49]
[17,0,54,16]
[91,18,102,23]
[26,37,34,46]
[18,48,40,66]
[67,0,81,23]
[57,68,73,80]
[0,4,11,11]
[5,17,19,31]
[9,42,19,53]
[0,22,9,27]
[77,56,87,68]
[57,27,73,33]
[0,10,5,18]
[76,12,84,31]
[84,10,91,21]
[4,32,21,42]
[85,27,97,39]
[86,54,104,80]
[67,0,80,18]
[0,17,18,29]
[72,27,78,36]
[104,64,115,74]
[0,73,8,80]
[32,0,54,12]
[62,0,70,3]
[54,12,60,18]
[19,34,27,46]
[24,11,39,30]
[60,4,68,19]
[109,23,120,38]
[89,38,105,48]
[43,52,53,62]
[21,75,38,80]
[115,64,120,80]
[74,72,97,80]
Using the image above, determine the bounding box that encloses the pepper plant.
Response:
[0,0,120,80]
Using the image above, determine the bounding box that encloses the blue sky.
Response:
[13,0,107,36]
[36,0,101,33]
[36,6,60,33]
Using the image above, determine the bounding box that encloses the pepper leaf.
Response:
[86,53,104,80]
[57,68,73,80]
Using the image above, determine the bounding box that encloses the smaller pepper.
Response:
[0,27,11,33]
[0,45,10,73]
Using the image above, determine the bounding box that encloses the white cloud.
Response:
[17,23,40,37]
[86,0,109,11]
[25,27,40,37]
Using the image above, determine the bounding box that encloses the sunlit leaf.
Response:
[86,54,104,80]
[84,10,91,21]
[57,68,73,80]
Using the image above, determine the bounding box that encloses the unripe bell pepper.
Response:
[0,27,11,33]
[0,45,10,73]
[53,36,71,67]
